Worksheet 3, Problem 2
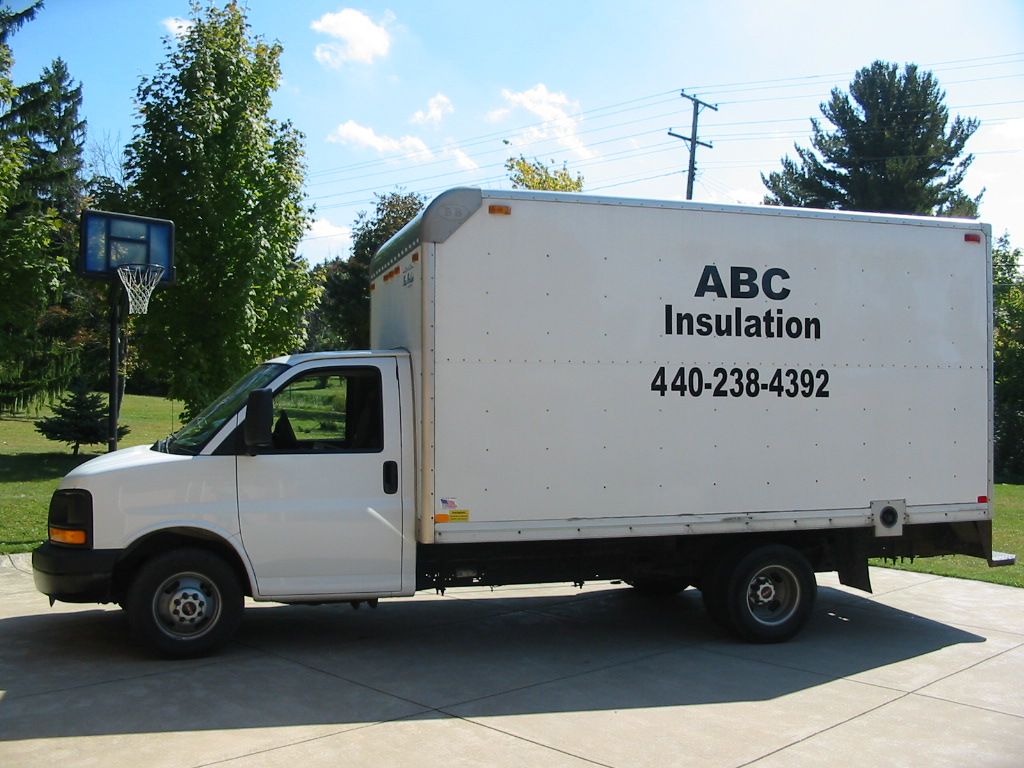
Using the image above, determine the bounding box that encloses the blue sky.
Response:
[9,0,1024,264]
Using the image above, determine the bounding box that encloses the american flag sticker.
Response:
[440,498,458,510]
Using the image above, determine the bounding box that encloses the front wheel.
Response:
[724,545,816,643]
[126,548,243,658]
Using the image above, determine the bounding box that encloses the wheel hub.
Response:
[752,577,777,605]
[153,572,220,638]
[745,564,800,627]
[171,589,206,624]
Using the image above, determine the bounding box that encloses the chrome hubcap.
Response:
[745,565,799,627]
[153,572,221,639]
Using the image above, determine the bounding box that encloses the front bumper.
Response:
[32,543,122,603]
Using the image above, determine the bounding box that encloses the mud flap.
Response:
[835,531,873,593]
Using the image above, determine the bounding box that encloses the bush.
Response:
[34,382,130,455]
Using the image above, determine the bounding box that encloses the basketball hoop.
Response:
[117,264,165,315]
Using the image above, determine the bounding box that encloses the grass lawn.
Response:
[870,484,1024,588]
[0,393,181,553]
[2,398,1022,589]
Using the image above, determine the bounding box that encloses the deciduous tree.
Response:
[993,234,1024,480]
[317,190,424,350]
[124,2,319,419]
[505,155,584,192]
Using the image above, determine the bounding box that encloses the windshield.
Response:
[160,363,287,455]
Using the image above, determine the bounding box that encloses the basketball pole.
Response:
[79,211,174,454]
[108,282,121,453]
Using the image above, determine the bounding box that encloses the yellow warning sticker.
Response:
[448,509,470,522]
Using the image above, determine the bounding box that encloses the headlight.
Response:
[48,489,93,547]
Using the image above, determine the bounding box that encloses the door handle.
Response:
[383,460,398,494]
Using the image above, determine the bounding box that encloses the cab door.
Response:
[236,358,403,597]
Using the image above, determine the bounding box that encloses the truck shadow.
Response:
[0,584,991,742]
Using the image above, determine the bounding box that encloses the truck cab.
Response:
[33,351,416,656]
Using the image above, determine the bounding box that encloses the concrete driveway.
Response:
[2,553,1022,767]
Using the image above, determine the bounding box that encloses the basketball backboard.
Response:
[79,209,175,284]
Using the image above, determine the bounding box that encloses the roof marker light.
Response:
[964,233,982,243]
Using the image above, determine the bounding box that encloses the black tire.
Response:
[627,578,689,597]
[723,544,816,643]
[126,548,243,658]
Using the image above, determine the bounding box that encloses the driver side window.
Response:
[271,368,383,453]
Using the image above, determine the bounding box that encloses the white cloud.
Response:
[445,146,479,171]
[327,120,477,171]
[162,17,193,38]
[485,107,511,123]
[493,84,593,159]
[411,93,454,126]
[725,187,763,205]
[311,9,393,68]
[328,120,433,162]
[301,218,352,266]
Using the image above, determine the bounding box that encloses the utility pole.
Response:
[668,90,718,200]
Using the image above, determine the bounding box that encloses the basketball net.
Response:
[117,264,164,315]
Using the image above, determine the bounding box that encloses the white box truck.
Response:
[33,188,1004,657]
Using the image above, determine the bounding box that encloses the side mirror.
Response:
[244,388,274,455]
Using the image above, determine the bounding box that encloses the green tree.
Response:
[6,58,85,220]
[317,190,425,350]
[302,261,345,351]
[7,57,87,394]
[993,234,1024,480]
[762,61,980,216]
[124,2,320,419]
[34,381,129,455]
[505,155,584,191]
[0,1,69,412]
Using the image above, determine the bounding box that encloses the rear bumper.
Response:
[32,543,121,603]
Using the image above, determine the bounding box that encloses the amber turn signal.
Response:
[49,527,87,546]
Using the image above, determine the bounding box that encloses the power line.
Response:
[298,50,1024,232]
[305,60,1022,194]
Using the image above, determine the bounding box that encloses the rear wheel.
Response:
[724,545,815,643]
[126,548,243,658]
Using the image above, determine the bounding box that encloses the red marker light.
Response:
[978,495,989,504]
[964,233,982,243]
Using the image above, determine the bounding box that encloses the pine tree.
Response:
[0,2,70,412]
[34,382,130,455]
[4,57,85,219]
[762,61,980,216]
